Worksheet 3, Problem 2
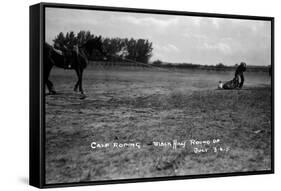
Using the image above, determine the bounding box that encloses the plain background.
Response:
[0,0,279,190]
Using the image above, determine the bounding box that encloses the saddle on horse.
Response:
[63,50,80,69]
[51,47,74,69]
[63,46,87,70]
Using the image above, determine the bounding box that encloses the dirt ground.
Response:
[45,66,272,184]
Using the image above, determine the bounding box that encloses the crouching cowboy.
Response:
[235,62,246,88]
[220,62,247,90]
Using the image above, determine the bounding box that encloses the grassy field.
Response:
[45,66,272,184]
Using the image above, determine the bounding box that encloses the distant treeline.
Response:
[87,61,270,74]
[152,60,271,72]
[52,30,153,63]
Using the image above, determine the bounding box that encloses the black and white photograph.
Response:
[41,4,273,186]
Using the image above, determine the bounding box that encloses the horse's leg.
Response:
[45,63,56,94]
[78,69,84,94]
[46,80,55,93]
[74,68,80,92]
[73,53,86,97]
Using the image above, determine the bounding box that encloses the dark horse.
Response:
[44,37,104,95]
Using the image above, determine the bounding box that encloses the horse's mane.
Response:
[44,42,53,52]
[80,37,103,55]
[44,42,63,56]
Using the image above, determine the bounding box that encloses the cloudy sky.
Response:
[46,8,271,66]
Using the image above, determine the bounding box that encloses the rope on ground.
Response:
[109,55,170,72]
[103,54,184,74]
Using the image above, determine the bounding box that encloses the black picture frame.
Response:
[30,2,274,188]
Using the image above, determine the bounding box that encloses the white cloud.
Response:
[152,43,181,62]
[183,33,207,41]
[154,43,180,53]
[203,42,232,55]
[190,17,201,26]
[118,15,179,28]
[212,19,220,29]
